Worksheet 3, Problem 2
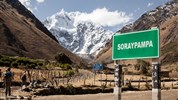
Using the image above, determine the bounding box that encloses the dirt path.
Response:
[0,86,32,99]
[34,89,178,100]
[0,86,20,97]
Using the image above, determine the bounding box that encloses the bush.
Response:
[0,55,64,69]
[134,64,140,71]
[136,60,150,75]
[16,58,31,66]
[0,56,13,67]
[3,61,11,67]
[0,60,4,67]
[60,64,72,70]
[64,69,75,77]
[100,84,107,92]
[11,61,18,68]
[0,57,13,63]
[37,62,43,66]
[128,81,133,89]
[29,63,36,69]
[55,53,72,64]
[66,84,76,94]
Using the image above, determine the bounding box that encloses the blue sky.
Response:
[19,0,170,31]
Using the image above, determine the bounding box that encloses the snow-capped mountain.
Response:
[43,10,113,59]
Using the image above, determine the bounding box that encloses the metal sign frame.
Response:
[113,28,161,100]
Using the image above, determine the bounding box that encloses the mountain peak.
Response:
[43,10,113,60]
[58,9,66,14]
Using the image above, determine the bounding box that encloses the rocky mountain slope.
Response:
[0,0,85,65]
[43,10,113,60]
[96,0,178,65]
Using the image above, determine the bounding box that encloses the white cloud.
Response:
[19,0,45,12]
[147,2,154,7]
[19,0,33,12]
[34,6,38,11]
[19,0,30,6]
[36,0,45,3]
[75,8,132,27]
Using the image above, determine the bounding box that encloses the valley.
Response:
[0,0,178,100]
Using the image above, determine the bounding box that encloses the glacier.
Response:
[43,9,113,60]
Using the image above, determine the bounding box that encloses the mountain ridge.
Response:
[96,0,178,65]
[5,0,58,42]
[0,0,85,66]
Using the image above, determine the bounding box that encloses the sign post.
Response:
[152,61,161,100]
[114,60,122,100]
[112,28,160,100]
[92,63,103,86]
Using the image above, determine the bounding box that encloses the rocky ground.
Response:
[0,86,33,99]
[34,89,178,100]
[0,84,178,100]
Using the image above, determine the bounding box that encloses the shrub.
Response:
[11,61,18,68]
[16,58,31,66]
[64,69,75,77]
[29,63,36,69]
[0,60,4,67]
[136,60,150,75]
[55,53,72,64]
[66,84,76,94]
[64,70,75,84]
[3,61,11,67]
[0,56,13,67]
[128,81,133,89]
[37,62,43,66]
[134,64,140,71]
[100,84,107,91]
[60,64,72,70]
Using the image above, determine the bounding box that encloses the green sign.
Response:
[112,28,159,60]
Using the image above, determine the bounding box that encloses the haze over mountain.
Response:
[0,0,85,65]
[96,0,178,65]
[43,10,114,60]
